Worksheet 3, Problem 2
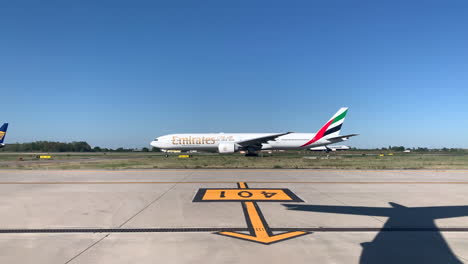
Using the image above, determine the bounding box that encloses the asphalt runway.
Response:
[1,169,468,263]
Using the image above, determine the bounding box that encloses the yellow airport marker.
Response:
[218,201,308,244]
[194,187,301,202]
[193,182,309,244]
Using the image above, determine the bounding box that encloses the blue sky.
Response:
[1,0,467,148]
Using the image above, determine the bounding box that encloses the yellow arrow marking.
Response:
[217,182,309,244]
[238,182,248,188]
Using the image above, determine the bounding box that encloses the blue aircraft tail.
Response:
[0,123,8,144]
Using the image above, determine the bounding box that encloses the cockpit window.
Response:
[154,139,158,141]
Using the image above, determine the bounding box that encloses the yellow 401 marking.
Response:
[193,188,303,202]
[193,182,309,244]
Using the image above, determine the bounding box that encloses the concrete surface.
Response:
[0,169,467,263]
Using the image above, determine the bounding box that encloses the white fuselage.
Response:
[150,133,347,152]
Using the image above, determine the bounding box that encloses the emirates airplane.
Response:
[150,107,357,156]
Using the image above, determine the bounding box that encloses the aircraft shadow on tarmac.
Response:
[283,203,468,264]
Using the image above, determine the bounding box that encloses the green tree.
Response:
[93,146,102,152]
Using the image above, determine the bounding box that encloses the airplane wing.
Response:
[236,132,292,148]
[283,204,391,217]
[422,205,468,219]
[326,134,359,141]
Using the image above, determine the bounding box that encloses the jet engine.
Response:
[218,142,238,153]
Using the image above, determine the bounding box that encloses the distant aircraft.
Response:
[0,123,8,148]
[310,145,350,152]
[151,108,358,156]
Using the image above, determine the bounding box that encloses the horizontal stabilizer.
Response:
[326,134,359,141]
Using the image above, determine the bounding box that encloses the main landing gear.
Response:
[245,147,259,157]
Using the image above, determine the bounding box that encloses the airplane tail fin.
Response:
[0,123,8,144]
[301,108,348,147]
[321,107,348,138]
